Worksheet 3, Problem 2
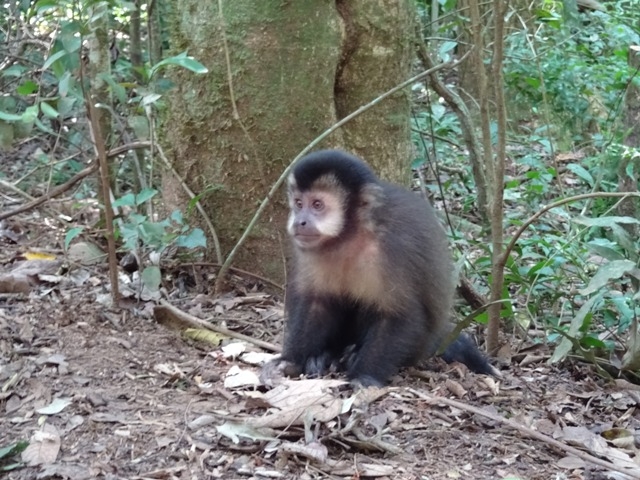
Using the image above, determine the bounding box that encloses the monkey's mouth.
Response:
[293,234,322,248]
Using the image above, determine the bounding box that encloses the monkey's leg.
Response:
[347,307,426,387]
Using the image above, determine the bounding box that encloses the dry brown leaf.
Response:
[21,423,61,466]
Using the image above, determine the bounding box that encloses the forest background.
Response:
[0,0,640,477]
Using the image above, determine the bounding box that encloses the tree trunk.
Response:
[335,0,413,183]
[617,47,640,236]
[161,1,414,281]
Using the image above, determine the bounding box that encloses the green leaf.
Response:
[565,163,594,186]
[0,440,28,459]
[57,96,76,117]
[170,210,183,223]
[22,105,39,123]
[574,215,640,228]
[150,52,208,78]
[549,295,600,364]
[175,228,206,249]
[580,260,636,296]
[141,265,162,292]
[0,111,22,121]
[586,240,624,262]
[16,80,38,96]
[42,50,67,71]
[112,193,136,208]
[135,188,157,206]
[58,71,72,97]
[40,101,59,119]
[98,73,127,104]
[64,227,84,250]
[139,221,168,246]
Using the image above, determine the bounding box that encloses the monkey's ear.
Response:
[358,183,384,209]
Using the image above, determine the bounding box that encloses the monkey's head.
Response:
[286,150,380,250]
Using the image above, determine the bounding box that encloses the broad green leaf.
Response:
[139,221,167,245]
[112,193,136,208]
[611,224,636,259]
[170,210,183,223]
[175,228,206,249]
[586,240,624,262]
[580,259,636,295]
[98,73,127,104]
[57,96,76,117]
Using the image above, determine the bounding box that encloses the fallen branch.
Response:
[155,300,280,353]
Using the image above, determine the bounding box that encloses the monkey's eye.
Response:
[293,199,303,210]
[311,199,324,211]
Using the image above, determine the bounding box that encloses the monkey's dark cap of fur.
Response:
[293,150,377,191]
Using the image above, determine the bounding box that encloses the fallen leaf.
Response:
[21,424,60,466]
[36,397,72,415]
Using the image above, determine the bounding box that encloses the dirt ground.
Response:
[1,206,640,480]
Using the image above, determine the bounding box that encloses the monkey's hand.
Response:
[259,357,301,387]
[350,375,385,389]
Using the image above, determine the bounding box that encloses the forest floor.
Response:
[2,194,640,480]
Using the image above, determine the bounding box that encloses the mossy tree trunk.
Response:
[161,1,413,281]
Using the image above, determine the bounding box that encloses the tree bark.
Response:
[161,1,414,281]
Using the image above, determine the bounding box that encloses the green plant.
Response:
[0,440,28,472]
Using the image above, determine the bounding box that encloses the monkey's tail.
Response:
[439,334,498,376]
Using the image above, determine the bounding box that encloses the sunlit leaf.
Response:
[16,80,38,96]
[150,52,208,78]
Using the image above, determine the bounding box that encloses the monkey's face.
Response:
[287,177,346,250]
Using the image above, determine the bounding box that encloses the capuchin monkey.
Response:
[263,149,495,388]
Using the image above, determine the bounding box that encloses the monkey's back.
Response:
[374,183,456,350]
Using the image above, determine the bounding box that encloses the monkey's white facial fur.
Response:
[287,177,346,250]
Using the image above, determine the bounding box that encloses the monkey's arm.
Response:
[278,293,348,377]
